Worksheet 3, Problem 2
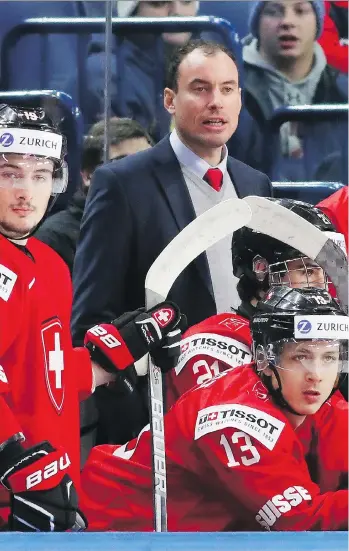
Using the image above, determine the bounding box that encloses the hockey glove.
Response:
[0,439,86,532]
[84,302,182,392]
[150,313,187,372]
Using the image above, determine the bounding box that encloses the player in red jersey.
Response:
[0,104,182,531]
[317,186,348,250]
[166,198,347,408]
[80,286,348,531]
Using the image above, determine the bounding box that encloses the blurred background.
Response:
[0,0,347,213]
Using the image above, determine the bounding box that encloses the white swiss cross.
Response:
[157,310,170,323]
[208,412,218,421]
[49,333,64,389]
[153,307,174,328]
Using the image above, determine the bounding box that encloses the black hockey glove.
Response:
[0,439,86,532]
[150,313,187,372]
[84,302,182,393]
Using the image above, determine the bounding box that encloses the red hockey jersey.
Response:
[318,1,348,74]
[0,235,93,504]
[317,186,348,251]
[166,313,252,409]
[80,365,348,532]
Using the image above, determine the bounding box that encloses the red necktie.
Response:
[204,168,223,192]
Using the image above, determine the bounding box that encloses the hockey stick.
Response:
[145,198,252,532]
[244,196,348,313]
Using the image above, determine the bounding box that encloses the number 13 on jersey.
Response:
[220,432,261,467]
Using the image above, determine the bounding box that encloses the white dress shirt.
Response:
[169,129,241,313]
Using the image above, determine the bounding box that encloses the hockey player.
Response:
[317,186,348,250]
[166,198,347,408]
[80,286,348,531]
[0,104,182,531]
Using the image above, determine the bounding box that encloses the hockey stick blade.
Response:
[146,198,252,307]
[145,198,252,532]
[244,196,348,313]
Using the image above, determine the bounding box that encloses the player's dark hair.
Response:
[82,118,154,174]
[88,117,154,147]
[81,135,104,174]
[166,39,238,91]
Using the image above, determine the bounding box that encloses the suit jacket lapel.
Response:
[227,156,242,198]
[151,137,214,298]
[152,137,195,233]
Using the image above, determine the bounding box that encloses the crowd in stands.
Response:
[0,1,347,185]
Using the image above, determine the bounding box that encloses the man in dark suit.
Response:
[72,39,272,444]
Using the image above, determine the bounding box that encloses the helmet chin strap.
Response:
[262,364,304,416]
[262,362,341,416]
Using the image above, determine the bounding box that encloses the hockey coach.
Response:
[71,39,272,444]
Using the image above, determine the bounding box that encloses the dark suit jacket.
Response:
[72,136,272,446]
[72,136,272,342]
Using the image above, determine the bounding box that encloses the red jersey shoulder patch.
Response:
[41,317,65,414]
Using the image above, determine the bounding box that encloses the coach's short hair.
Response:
[166,39,238,91]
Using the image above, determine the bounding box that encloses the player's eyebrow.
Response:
[0,163,53,174]
[34,168,54,174]
[0,163,21,170]
[293,346,311,354]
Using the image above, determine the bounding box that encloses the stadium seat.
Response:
[268,105,348,184]
[199,1,250,40]
[0,2,97,92]
[272,181,346,205]
[0,90,83,212]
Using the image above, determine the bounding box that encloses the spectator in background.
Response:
[65,0,199,140]
[118,0,199,46]
[242,0,347,179]
[87,116,154,158]
[319,1,348,73]
[35,118,153,275]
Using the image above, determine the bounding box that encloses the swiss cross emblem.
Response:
[253,381,269,402]
[181,341,190,353]
[208,412,218,421]
[219,316,249,331]
[152,307,174,328]
[41,318,65,414]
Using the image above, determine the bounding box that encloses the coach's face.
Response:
[164,48,241,161]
